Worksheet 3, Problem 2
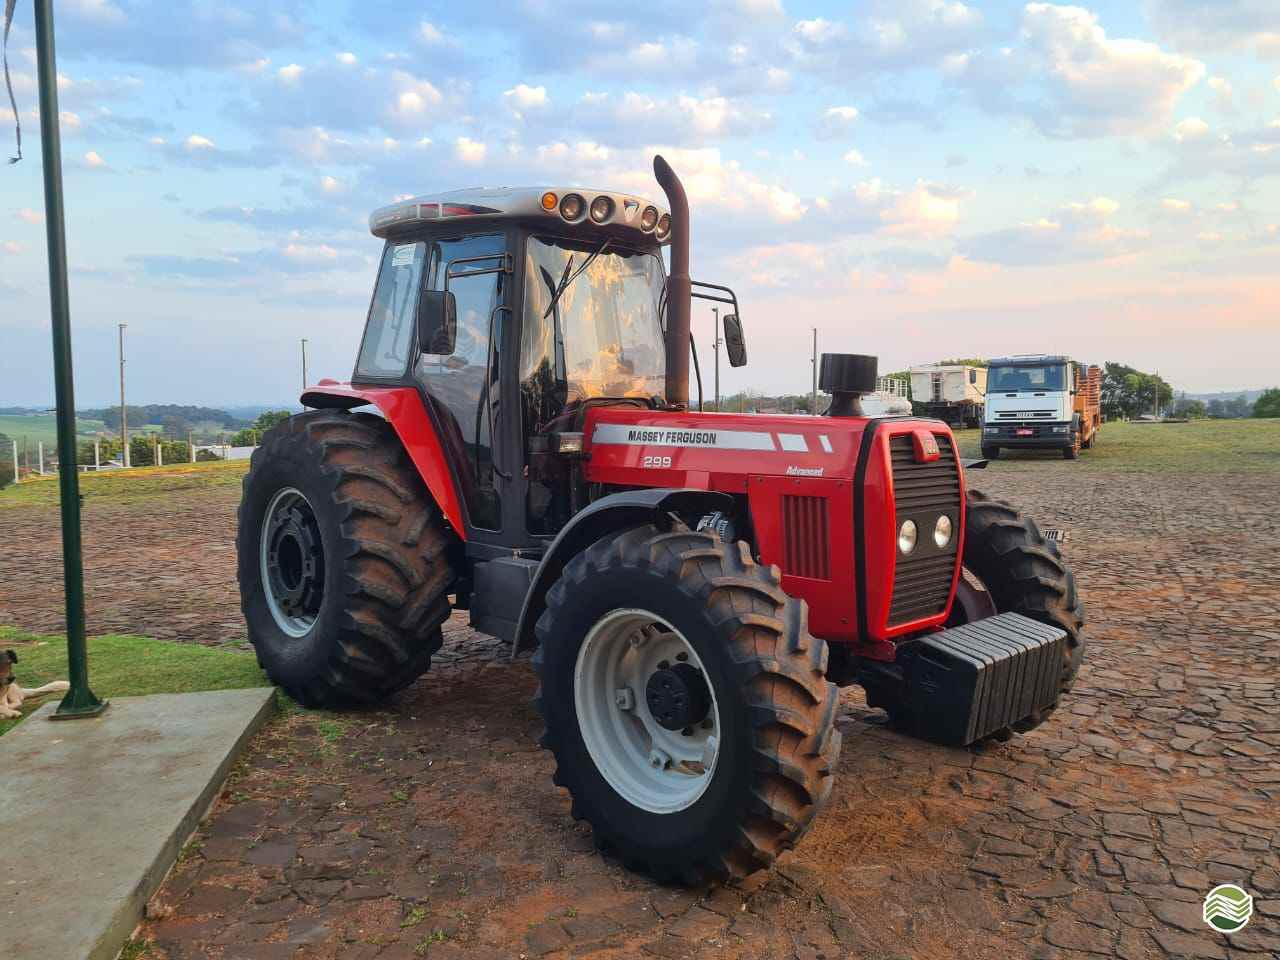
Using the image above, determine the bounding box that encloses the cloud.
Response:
[277,63,304,84]
[960,196,1148,265]
[1161,197,1192,213]
[843,148,868,166]
[503,83,549,120]
[788,0,984,75]
[573,91,772,146]
[1020,3,1204,135]
[1172,117,1210,142]
[16,208,43,224]
[83,150,108,168]
[1145,0,1280,58]
[815,106,859,139]
[54,0,308,69]
[455,137,487,165]
[145,134,274,170]
[947,4,1204,138]
[1207,76,1235,113]
[64,0,125,23]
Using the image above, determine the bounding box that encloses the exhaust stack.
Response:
[654,155,690,409]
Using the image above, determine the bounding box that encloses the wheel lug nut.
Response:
[648,749,670,770]
[614,688,634,710]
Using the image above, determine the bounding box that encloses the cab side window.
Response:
[355,242,425,379]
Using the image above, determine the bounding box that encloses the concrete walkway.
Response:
[0,687,275,960]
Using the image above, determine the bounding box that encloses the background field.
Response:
[956,418,1279,470]
[0,412,110,448]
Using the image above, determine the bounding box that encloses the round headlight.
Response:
[933,514,953,548]
[898,520,918,555]
[589,195,614,223]
[559,193,585,221]
[654,213,671,240]
[639,205,659,231]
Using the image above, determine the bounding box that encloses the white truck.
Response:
[909,364,986,427]
[981,355,1101,460]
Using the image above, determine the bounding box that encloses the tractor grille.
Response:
[782,495,830,580]
[888,433,961,625]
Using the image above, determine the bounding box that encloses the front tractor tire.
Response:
[533,523,840,884]
[955,491,1085,732]
[237,410,456,708]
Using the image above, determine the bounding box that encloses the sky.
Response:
[1,0,1278,407]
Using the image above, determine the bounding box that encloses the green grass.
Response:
[0,413,109,448]
[0,627,269,735]
[955,418,1280,472]
[0,458,249,509]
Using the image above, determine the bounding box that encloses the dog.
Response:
[0,650,70,719]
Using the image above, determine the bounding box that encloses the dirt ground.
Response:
[1,462,1277,960]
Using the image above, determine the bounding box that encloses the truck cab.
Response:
[981,355,1100,459]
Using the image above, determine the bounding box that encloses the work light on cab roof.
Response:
[369,186,671,241]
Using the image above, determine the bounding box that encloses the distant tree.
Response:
[1226,394,1254,418]
[1170,396,1206,419]
[1252,388,1280,419]
[195,448,223,462]
[1208,395,1254,419]
[160,414,192,439]
[253,410,292,432]
[129,435,155,466]
[0,432,12,489]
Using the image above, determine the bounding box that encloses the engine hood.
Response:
[584,407,870,485]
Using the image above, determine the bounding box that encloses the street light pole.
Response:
[33,0,106,718]
[118,322,128,467]
[301,337,309,392]
[711,307,720,410]
[810,328,818,415]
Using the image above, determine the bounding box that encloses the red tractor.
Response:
[237,157,1084,884]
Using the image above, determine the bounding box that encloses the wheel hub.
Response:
[261,488,324,636]
[573,610,722,814]
[646,663,711,731]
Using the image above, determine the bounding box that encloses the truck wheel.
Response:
[955,491,1084,732]
[1062,436,1080,459]
[237,410,456,708]
[981,444,1000,460]
[533,523,840,884]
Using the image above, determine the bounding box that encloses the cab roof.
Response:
[369,186,671,242]
[988,354,1071,367]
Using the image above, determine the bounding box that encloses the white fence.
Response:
[193,444,257,461]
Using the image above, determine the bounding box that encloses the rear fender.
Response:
[511,488,733,654]
[302,382,467,537]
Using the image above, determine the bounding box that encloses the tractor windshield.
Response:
[521,235,666,410]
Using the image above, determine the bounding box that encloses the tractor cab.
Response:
[344,185,744,546]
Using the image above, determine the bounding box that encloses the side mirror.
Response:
[418,290,457,355]
[722,313,747,367]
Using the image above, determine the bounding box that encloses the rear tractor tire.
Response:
[954,491,1085,733]
[237,410,457,708]
[981,444,1000,460]
[533,522,840,884]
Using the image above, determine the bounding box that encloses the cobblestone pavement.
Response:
[3,464,1278,959]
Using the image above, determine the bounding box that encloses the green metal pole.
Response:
[32,0,106,719]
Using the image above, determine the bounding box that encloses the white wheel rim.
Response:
[574,608,721,814]
[260,487,322,638]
